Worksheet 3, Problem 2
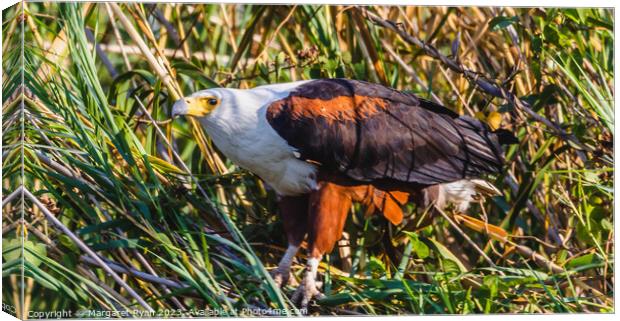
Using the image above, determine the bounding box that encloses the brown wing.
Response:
[266,78,506,187]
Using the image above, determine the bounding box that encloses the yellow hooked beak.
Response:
[171,96,219,118]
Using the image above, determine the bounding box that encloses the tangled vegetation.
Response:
[2,2,613,317]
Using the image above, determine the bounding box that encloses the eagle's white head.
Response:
[170,82,319,196]
[171,88,241,123]
[171,86,271,167]
[172,87,276,143]
[171,81,311,121]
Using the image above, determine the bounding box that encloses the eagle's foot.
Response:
[271,269,297,288]
[291,277,324,310]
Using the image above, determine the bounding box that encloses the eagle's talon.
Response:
[314,292,326,301]
[271,269,296,288]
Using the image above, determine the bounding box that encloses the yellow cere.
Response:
[184,96,219,117]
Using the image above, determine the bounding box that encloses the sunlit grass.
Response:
[2,3,613,316]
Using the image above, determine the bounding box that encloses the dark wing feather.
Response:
[266,79,506,186]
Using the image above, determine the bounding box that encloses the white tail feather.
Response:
[431,179,501,212]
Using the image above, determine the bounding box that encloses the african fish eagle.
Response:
[172,78,515,308]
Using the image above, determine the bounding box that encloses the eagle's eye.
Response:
[208,98,218,106]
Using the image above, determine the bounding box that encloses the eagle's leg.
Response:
[273,195,309,288]
[293,182,352,309]
[273,245,299,288]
